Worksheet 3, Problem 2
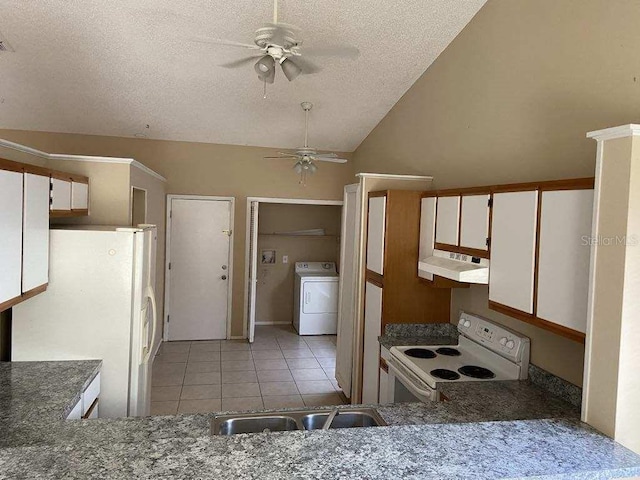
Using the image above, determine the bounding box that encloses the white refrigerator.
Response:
[12,225,159,418]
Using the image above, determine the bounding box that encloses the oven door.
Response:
[386,357,438,403]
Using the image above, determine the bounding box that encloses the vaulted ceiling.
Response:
[0,0,486,151]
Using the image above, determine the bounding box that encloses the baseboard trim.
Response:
[255,321,293,325]
[228,335,246,340]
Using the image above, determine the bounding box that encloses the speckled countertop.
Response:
[1,360,640,479]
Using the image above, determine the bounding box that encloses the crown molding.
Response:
[355,172,434,181]
[586,125,640,142]
[0,139,166,182]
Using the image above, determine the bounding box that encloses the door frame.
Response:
[243,197,343,340]
[164,194,235,341]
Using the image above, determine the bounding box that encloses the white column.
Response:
[583,124,640,454]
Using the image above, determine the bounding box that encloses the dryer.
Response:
[294,262,339,335]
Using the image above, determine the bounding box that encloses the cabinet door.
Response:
[435,196,460,246]
[51,178,71,210]
[0,169,24,306]
[460,194,490,251]
[22,173,50,292]
[362,281,382,404]
[418,197,437,280]
[71,181,89,210]
[366,196,386,275]
[537,189,593,333]
[489,190,538,314]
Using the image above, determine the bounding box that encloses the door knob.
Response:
[221,275,227,280]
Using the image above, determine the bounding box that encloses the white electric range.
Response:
[385,312,531,403]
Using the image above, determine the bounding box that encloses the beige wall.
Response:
[256,204,342,324]
[0,129,354,336]
[350,0,640,385]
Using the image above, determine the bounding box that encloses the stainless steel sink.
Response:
[216,415,300,435]
[212,408,386,436]
[301,411,382,430]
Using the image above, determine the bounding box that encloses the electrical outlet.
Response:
[282,255,288,264]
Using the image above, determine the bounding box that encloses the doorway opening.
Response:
[164,195,234,341]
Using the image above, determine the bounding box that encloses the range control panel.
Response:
[458,311,530,363]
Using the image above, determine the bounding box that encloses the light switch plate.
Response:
[282,255,288,264]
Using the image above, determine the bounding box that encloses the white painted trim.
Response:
[582,139,605,421]
[164,194,235,341]
[0,138,167,182]
[586,124,640,141]
[243,196,344,340]
[245,196,343,206]
[0,139,50,159]
[255,321,292,325]
[355,172,434,181]
[229,336,246,340]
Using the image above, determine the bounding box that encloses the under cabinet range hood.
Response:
[418,250,489,284]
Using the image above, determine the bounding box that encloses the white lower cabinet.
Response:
[66,372,101,420]
[362,281,382,404]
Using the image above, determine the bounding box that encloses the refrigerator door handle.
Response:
[143,286,158,364]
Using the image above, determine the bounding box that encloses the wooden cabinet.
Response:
[536,189,593,334]
[22,171,50,293]
[366,195,386,275]
[459,194,490,251]
[0,166,24,309]
[435,195,460,246]
[489,190,539,314]
[362,190,451,403]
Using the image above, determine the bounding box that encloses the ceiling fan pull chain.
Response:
[263,78,267,99]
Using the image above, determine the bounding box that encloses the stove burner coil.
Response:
[404,348,437,359]
[430,369,461,380]
[458,365,495,379]
[435,347,461,356]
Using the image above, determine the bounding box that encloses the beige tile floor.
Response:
[151,324,345,415]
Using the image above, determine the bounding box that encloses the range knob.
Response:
[499,337,507,346]
[506,340,515,349]
[462,320,471,328]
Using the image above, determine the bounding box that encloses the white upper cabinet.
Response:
[23,173,50,292]
[51,177,71,210]
[459,194,490,251]
[0,169,24,306]
[366,196,387,275]
[71,181,89,210]
[536,189,594,333]
[435,196,460,246]
[489,190,538,314]
[418,197,437,280]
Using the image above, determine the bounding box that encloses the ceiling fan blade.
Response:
[293,56,322,75]
[219,56,263,69]
[264,156,297,159]
[313,156,348,164]
[301,45,360,59]
[313,153,338,158]
[188,36,261,50]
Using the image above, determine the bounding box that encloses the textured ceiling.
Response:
[0,0,486,151]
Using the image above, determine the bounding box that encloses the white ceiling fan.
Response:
[191,0,359,93]
[265,102,347,185]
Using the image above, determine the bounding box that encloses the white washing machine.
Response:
[294,262,339,335]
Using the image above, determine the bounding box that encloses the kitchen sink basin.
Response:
[301,412,382,430]
[215,416,299,435]
[212,408,386,436]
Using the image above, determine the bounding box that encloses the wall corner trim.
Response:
[0,138,167,182]
[586,124,640,142]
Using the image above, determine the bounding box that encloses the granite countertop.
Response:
[1,360,640,479]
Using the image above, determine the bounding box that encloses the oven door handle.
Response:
[387,358,437,400]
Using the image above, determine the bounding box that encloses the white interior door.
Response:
[247,201,259,343]
[336,184,360,397]
[167,198,232,341]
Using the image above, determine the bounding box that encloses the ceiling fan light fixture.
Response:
[281,58,302,81]
[254,55,275,76]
